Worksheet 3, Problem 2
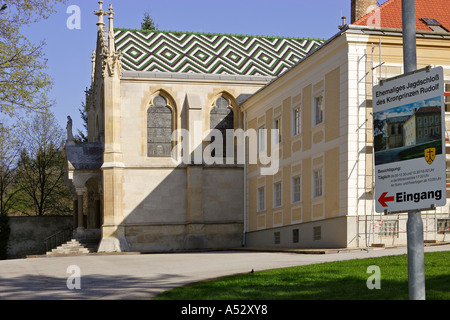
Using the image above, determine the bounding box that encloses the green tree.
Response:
[0,0,67,118]
[75,101,88,143]
[15,112,71,216]
[0,123,22,259]
[141,10,158,31]
[0,123,22,216]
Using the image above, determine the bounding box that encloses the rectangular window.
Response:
[257,186,265,212]
[274,182,282,208]
[293,107,301,136]
[274,232,281,244]
[313,226,321,241]
[274,118,282,143]
[380,220,399,237]
[314,95,323,125]
[258,127,266,153]
[292,176,301,203]
[313,168,323,198]
[292,229,299,243]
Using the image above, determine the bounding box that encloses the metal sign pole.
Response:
[407,210,426,299]
[402,0,426,300]
[402,0,417,73]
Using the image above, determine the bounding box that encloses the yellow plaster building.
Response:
[242,0,450,248]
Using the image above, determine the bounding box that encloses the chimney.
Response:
[351,0,378,23]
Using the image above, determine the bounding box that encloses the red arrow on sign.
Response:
[378,192,395,207]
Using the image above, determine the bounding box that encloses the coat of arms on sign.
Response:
[425,148,436,165]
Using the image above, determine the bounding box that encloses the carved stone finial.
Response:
[94,0,107,28]
[107,4,115,52]
[108,4,115,19]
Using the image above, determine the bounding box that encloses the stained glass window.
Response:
[148,95,173,157]
[210,96,234,157]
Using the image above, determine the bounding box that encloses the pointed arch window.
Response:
[147,94,173,157]
[210,96,234,157]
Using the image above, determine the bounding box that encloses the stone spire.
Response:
[108,4,115,52]
[93,1,122,78]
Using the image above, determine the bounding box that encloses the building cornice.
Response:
[347,24,450,39]
[121,70,275,84]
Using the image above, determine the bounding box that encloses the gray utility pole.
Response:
[402,0,426,300]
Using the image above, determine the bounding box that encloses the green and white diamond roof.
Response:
[115,29,325,77]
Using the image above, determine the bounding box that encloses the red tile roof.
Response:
[353,0,450,32]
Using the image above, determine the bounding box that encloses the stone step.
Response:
[49,248,90,255]
[46,238,99,255]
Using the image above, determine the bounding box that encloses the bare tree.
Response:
[15,112,71,216]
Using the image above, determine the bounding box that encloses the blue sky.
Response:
[374,96,442,121]
[21,0,386,133]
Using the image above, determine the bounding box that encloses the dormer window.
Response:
[422,18,440,26]
[420,18,448,32]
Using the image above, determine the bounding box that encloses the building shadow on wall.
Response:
[118,98,246,253]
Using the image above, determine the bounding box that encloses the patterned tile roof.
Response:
[353,0,450,32]
[114,29,325,77]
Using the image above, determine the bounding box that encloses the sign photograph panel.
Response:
[373,66,446,213]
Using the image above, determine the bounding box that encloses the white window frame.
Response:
[257,186,266,212]
[293,106,301,136]
[258,126,266,153]
[445,82,450,112]
[313,167,323,198]
[274,117,282,143]
[273,181,282,208]
[314,94,323,126]
[292,175,301,203]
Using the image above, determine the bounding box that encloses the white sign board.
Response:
[373,66,446,213]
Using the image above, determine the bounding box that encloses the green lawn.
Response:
[154,251,450,300]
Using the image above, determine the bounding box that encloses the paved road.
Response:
[0,244,449,300]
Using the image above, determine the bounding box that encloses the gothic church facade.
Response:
[65,1,324,252]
